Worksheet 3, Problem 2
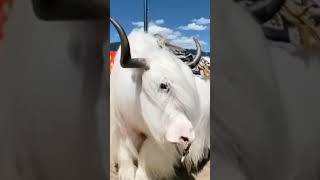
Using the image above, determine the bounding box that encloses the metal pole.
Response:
[144,0,148,32]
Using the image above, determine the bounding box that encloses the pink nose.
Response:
[165,118,195,144]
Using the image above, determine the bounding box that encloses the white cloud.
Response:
[192,17,210,25]
[155,19,165,25]
[132,21,181,40]
[178,23,208,31]
[132,21,144,27]
[178,17,210,31]
[131,20,207,50]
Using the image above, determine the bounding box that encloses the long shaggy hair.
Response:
[110,30,210,179]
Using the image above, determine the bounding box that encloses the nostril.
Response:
[180,136,189,142]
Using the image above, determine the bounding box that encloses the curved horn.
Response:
[110,17,148,69]
[247,0,285,23]
[187,37,202,69]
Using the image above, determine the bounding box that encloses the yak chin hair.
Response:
[183,106,210,172]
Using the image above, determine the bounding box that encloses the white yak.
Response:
[109,17,210,180]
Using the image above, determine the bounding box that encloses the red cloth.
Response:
[110,51,116,74]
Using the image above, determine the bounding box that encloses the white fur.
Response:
[184,77,210,172]
[110,31,210,180]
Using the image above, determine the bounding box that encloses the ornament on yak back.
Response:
[0,0,14,41]
[279,0,320,50]
[154,33,211,80]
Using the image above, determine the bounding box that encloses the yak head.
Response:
[110,17,202,152]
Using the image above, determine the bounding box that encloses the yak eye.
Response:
[160,83,170,92]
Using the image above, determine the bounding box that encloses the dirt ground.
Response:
[110,161,210,180]
[194,162,210,180]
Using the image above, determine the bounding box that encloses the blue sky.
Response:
[110,0,210,52]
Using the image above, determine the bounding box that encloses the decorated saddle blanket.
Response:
[155,34,211,80]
